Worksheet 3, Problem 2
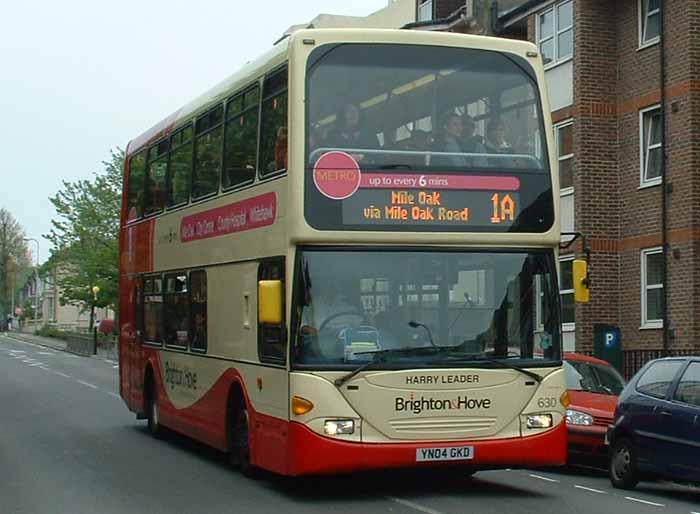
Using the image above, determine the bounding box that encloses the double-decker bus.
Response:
[119,28,586,477]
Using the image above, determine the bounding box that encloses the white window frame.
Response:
[537,0,573,70]
[638,0,661,49]
[417,0,434,22]
[639,104,663,188]
[641,247,664,329]
[535,255,575,332]
[554,119,574,195]
[559,255,575,332]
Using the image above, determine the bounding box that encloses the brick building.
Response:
[413,0,700,356]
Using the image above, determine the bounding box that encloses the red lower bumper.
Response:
[566,425,607,457]
[286,421,567,476]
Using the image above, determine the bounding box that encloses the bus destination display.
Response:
[312,151,521,229]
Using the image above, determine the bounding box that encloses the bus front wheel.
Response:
[235,408,259,478]
[146,380,162,438]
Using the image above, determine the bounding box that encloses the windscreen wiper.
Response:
[333,346,440,388]
[445,354,543,383]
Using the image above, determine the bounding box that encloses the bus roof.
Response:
[125,28,538,158]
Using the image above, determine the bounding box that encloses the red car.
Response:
[563,353,626,462]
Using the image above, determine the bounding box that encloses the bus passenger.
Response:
[484,118,514,154]
[462,115,485,153]
[325,103,378,152]
[274,126,288,170]
[433,113,467,167]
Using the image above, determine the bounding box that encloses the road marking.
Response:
[36,351,54,355]
[22,359,36,363]
[108,392,121,399]
[625,497,665,507]
[112,365,119,369]
[28,362,44,367]
[574,485,607,494]
[55,372,71,378]
[77,380,98,390]
[39,366,50,371]
[68,355,80,359]
[528,473,560,483]
[388,497,447,514]
[104,359,116,364]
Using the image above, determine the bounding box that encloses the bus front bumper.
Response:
[286,420,566,476]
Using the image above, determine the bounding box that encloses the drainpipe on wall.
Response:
[660,0,669,351]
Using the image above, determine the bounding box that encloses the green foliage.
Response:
[44,148,123,323]
[0,209,31,320]
[36,324,63,339]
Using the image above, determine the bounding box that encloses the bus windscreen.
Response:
[305,43,553,233]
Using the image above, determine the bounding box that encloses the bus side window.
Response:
[259,67,288,177]
[135,277,143,339]
[164,273,189,349]
[143,276,164,346]
[168,124,193,208]
[145,139,168,216]
[189,270,208,353]
[126,150,146,221]
[193,105,224,199]
[258,259,286,364]
[223,85,259,189]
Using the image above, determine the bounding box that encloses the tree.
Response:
[45,148,123,329]
[0,209,31,323]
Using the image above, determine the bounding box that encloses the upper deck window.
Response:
[259,67,288,177]
[126,150,147,222]
[168,124,193,208]
[223,85,260,189]
[193,105,224,199]
[145,139,169,215]
[305,43,552,233]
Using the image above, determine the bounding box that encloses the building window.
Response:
[418,0,433,22]
[639,0,661,48]
[538,1,573,68]
[640,105,662,186]
[555,120,574,193]
[641,247,663,328]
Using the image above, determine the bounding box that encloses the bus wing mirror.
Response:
[573,259,590,303]
[259,280,284,324]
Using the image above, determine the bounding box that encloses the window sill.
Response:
[638,38,660,51]
[544,55,573,72]
[638,180,662,190]
[640,323,663,330]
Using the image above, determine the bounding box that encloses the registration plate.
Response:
[416,446,474,462]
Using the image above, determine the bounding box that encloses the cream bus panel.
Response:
[159,350,230,410]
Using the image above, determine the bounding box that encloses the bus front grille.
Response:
[389,417,498,434]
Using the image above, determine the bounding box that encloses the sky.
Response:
[0,0,387,264]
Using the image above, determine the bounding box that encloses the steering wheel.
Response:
[318,310,366,333]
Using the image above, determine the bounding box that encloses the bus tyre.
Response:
[146,382,162,438]
[609,438,639,490]
[235,408,259,478]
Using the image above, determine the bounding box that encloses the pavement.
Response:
[4,330,119,362]
[1,332,698,514]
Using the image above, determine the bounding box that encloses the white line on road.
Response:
[104,359,116,364]
[112,365,119,369]
[55,372,71,378]
[388,497,447,514]
[574,485,607,494]
[22,359,36,363]
[68,355,80,359]
[77,380,98,390]
[39,366,50,371]
[625,497,665,507]
[108,392,121,399]
[36,351,54,355]
[28,362,44,367]
[528,473,560,483]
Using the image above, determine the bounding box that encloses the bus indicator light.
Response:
[292,396,314,416]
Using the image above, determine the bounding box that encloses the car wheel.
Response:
[609,438,639,489]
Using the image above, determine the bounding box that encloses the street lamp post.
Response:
[23,238,39,330]
[92,285,100,355]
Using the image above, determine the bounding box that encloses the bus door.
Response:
[254,259,289,473]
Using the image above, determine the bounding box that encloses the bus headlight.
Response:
[566,409,593,426]
[526,414,553,429]
[324,419,355,436]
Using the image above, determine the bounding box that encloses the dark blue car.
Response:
[607,356,700,489]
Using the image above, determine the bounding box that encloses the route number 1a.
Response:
[491,193,516,224]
